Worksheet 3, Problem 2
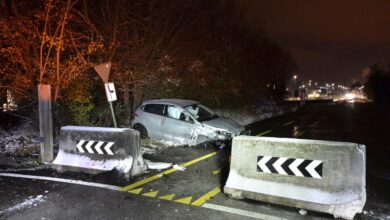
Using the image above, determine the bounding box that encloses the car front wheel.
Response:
[133,124,148,139]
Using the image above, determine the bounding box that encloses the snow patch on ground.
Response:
[53,149,133,173]
[173,164,186,171]
[0,195,46,215]
[144,159,172,170]
[141,138,182,155]
[0,122,39,155]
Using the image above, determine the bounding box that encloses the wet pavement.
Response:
[0,102,389,219]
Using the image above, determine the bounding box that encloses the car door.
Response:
[162,105,196,144]
[142,104,166,139]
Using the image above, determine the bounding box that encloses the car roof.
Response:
[143,99,199,107]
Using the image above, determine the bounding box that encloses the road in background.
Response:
[1,102,389,219]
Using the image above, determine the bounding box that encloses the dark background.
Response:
[238,0,390,84]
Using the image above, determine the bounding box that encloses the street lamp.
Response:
[293,75,298,99]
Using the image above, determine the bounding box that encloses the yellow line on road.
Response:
[256,130,272,136]
[181,151,218,168]
[192,187,221,206]
[212,168,221,175]
[120,151,218,192]
[283,120,295,126]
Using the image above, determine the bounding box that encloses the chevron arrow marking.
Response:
[85,141,95,154]
[76,140,86,153]
[257,156,323,179]
[257,156,272,173]
[306,160,322,179]
[104,142,114,155]
[289,158,304,177]
[273,157,288,175]
[76,140,115,155]
[94,141,105,154]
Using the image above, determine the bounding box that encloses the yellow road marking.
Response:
[191,187,221,206]
[175,196,193,204]
[310,121,319,127]
[181,151,218,167]
[158,193,176,201]
[142,190,159,198]
[212,169,221,175]
[128,188,143,194]
[120,151,218,192]
[283,120,295,126]
[256,130,272,136]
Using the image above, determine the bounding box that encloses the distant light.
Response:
[345,93,355,100]
[293,75,298,79]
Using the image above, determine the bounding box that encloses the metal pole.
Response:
[109,101,117,128]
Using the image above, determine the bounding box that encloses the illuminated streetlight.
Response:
[293,75,298,99]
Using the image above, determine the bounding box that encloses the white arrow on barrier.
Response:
[289,158,304,177]
[306,160,322,179]
[257,156,272,173]
[273,157,288,175]
[76,140,86,153]
[95,141,105,154]
[104,142,114,155]
[85,141,95,154]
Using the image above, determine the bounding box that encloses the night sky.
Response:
[238,0,390,85]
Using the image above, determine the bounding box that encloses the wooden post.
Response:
[38,84,53,163]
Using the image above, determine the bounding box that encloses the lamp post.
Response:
[293,75,298,100]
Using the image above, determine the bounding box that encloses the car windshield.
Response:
[184,104,218,122]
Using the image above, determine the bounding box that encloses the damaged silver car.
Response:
[131,99,249,145]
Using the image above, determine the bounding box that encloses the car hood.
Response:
[202,116,244,135]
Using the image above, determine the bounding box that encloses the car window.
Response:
[184,104,218,122]
[166,105,194,123]
[143,104,165,116]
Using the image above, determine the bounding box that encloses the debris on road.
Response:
[144,159,172,170]
[299,209,307,215]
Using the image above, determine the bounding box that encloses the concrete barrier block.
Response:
[53,126,146,177]
[224,136,366,220]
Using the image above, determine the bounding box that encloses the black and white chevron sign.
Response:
[76,140,114,155]
[257,156,323,179]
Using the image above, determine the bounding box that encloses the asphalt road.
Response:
[0,102,389,220]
